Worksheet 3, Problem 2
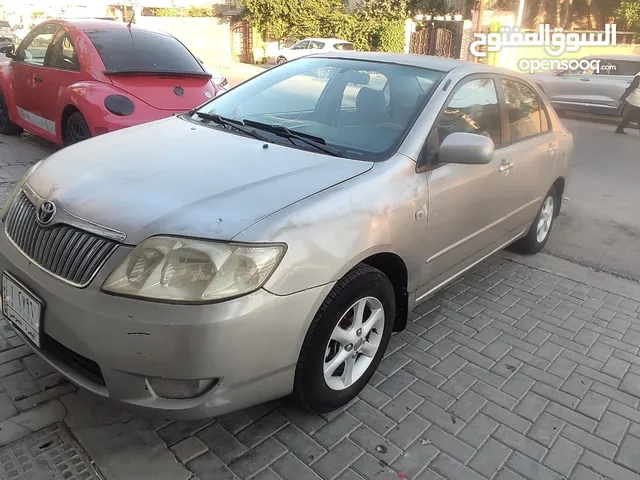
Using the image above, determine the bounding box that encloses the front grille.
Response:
[4,192,118,286]
[42,334,106,386]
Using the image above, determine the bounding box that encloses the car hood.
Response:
[26,116,374,245]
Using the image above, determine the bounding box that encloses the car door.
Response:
[494,77,558,236]
[416,76,511,300]
[288,40,310,60]
[9,24,59,136]
[543,64,603,112]
[38,29,82,133]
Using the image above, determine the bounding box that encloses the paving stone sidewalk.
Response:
[2,135,640,479]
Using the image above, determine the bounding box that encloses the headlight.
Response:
[0,160,43,221]
[102,236,286,303]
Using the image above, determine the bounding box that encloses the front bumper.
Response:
[0,229,332,419]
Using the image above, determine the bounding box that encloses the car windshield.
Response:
[194,57,444,160]
[84,28,205,74]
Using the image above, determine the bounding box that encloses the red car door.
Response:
[9,24,60,139]
[38,29,85,136]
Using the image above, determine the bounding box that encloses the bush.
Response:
[376,20,405,52]
[153,8,180,16]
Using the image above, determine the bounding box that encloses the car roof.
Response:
[45,19,174,36]
[302,38,351,44]
[584,54,640,62]
[309,51,521,75]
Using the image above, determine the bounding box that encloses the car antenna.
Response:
[127,11,135,29]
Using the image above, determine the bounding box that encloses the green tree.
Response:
[355,0,409,21]
[617,0,640,40]
[187,6,214,17]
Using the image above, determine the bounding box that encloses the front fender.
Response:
[234,155,428,297]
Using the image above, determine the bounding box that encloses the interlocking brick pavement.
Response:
[127,255,640,480]
[2,135,640,479]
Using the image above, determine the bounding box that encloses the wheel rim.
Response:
[66,119,89,144]
[536,195,555,243]
[277,57,285,64]
[324,296,385,391]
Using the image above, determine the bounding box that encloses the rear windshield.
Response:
[84,28,205,74]
[334,43,354,51]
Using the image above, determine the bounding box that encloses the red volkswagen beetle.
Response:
[0,19,218,146]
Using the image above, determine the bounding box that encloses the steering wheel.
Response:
[376,122,404,133]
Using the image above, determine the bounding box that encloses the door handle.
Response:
[547,142,558,153]
[498,159,514,172]
[580,78,590,82]
[33,76,43,83]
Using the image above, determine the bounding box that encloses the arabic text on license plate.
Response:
[2,273,42,347]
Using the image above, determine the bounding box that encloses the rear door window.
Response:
[334,43,354,51]
[84,28,205,74]
[501,79,549,142]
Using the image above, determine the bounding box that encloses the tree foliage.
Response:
[617,0,640,39]
[242,0,413,51]
[376,20,406,52]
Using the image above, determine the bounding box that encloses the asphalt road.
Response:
[544,117,640,281]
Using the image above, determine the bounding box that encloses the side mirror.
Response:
[438,132,494,165]
[0,44,15,56]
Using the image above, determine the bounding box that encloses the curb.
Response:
[500,251,640,303]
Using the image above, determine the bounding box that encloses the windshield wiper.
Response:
[194,112,270,142]
[242,119,342,157]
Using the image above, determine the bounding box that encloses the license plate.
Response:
[2,273,43,347]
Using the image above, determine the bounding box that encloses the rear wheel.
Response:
[510,187,557,254]
[294,265,395,413]
[63,112,91,146]
[276,56,287,65]
[0,91,23,135]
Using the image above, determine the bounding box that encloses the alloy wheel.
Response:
[323,296,385,391]
[536,196,555,243]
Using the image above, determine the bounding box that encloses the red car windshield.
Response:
[84,28,209,76]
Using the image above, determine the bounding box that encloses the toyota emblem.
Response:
[174,86,185,97]
[36,201,56,226]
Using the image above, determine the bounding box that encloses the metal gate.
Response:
[231,20,253,63]
[409,27,456,58]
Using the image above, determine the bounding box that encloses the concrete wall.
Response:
[136,16,232,64]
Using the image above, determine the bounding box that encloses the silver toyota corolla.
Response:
[0,52,572,419]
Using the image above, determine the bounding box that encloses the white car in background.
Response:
[276,38,354,65]
[196,58,229,91]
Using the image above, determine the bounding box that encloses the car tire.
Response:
[509,186,557,255]
[0,91,23,135]
[63,112,92,146]
[276,56,287,65]
[293,264,395,413]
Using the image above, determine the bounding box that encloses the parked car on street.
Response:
[276,38,354,64]
[0,19,218,146]
[0,52,572,418]
[0,21,17,49]
[532,54,640,116]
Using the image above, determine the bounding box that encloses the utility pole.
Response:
[473,0,486,62]
[516,0,526,27]
[122,0,127,22]
[475,0,486,33]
